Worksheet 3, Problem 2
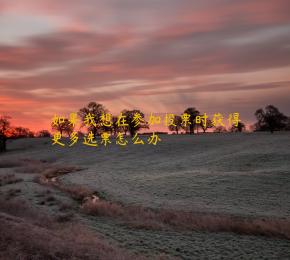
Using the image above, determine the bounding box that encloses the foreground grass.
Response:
[1,155,289,259]
[28,159,290,240]
[0,198,143,260]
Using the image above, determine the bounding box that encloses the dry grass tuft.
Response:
[0,198,144,260]
[81,200,290,240]
[55,183,92,201]
[5,188,22,199]
[55,213,75,223]
[42,166,83,178]
[0,159,23,168]
[30,159,290,241]
[0,174,23,186]
[82,200,124,217]
[58,202,75,212]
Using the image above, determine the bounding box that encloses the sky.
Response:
[0,0,290,131]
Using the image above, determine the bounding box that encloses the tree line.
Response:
[0,103,289,152]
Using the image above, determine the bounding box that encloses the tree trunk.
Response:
[92,128,98,138]
[3,138,6,151]
[189,125,194,135]
[0,135,6,152]
[129,129,135,137]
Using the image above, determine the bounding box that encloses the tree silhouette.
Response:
[111,116,121,136]
[214,126,227,133]
[11,127,34,138]
[51,118,74,137]
[183,107,200,134]
[168,115,182,134]
[37,130,51,138]
[122,109,148,136]
[0,116,11,152]
[254,105,288,133]
[78,102,107,136]
[285,117,290,131]
[100,116,120,136]
[63,120,74,137]
[200,118,213,133]
[230,122,246,133]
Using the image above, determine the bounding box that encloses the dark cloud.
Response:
[0,30,128,70]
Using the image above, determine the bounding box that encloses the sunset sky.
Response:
[0,0,290,131]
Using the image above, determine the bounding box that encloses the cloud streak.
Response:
[0,0,289,130]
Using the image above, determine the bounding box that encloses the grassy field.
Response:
[0,132,290,259]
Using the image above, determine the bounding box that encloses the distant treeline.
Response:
[0,103,289,152]
[49,103,290,136]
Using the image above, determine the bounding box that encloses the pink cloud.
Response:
[0,0,290,131]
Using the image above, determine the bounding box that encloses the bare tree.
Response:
[0,116,11,152]
[51,118,74,137]
[255,105,288,133]
[183,107,200,134]
[78,102,107,136]
[111,116,121,136]
[168,115,182,134]
[214,126,227,133]
[122,110,148,136]
[11,127,34,138]
[200,118,213,133]
[230,122,246,133]
[285,117,290,131]
[37,130,51,138]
